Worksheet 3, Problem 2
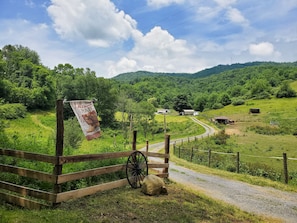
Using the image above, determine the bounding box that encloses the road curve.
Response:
[146,117,297,223]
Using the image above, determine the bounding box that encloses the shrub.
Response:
[64,118,84,152]
[212,103,224,109]
[0,103,27,119]
[232,98,245,106]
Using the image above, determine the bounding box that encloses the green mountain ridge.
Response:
[113,61,297,82]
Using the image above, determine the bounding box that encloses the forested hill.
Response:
[191,62,272,78]
[112,70,191,82]
[113,61,296,82]
[1,44,297,125]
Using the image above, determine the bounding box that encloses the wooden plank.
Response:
[146,152,169,158]
[59,151,134,164]
[0,148,56,164]
[57,164,126,184]
[0,192,50,209]
[148,163,169,169]
[0,164,56,183]
[0,181,56,202]
[56,178,129,203]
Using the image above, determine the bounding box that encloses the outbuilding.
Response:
[180,109,199,116]
[213,116,234,124]
[249,108,260,114]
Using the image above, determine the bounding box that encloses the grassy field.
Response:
[0,181,278,223]
[4,110,205,155]
[185,89,297,186]
[200,97,297,157]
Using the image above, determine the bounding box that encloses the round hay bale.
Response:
[141,175,168,196]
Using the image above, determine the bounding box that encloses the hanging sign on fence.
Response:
[70,100,101,141]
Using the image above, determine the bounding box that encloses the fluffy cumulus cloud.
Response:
[249,42,275,56]
[107,26,205,76]
[47,0,137,47]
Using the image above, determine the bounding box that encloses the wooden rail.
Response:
[0,100,170,209]
[0,148,169,209]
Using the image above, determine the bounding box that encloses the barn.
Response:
[213,116,234,124]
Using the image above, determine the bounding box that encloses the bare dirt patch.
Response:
[225,127,241,135]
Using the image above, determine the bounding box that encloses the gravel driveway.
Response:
[148,117,297,223]
[169,161,297,223]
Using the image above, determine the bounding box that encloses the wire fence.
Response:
[173,144,297,185]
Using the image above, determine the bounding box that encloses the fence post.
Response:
[178,146,181,158]
[164,135,170,176]
[53,99,64,203]
[146,140,149,154]
[208,149,211,167]
[132,130,137,151]
[173,143,175,155]
[236,152,240,173]
[283,153,288,184]
[190,147,194,162]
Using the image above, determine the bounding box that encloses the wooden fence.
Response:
[0,100,170,209]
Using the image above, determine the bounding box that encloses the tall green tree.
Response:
[173,94,191,112]
[276,81,296,98]
[94,78,117,127]
[134,101,156,139]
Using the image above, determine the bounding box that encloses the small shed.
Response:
[213,116,233,124]
[249,108,260,114]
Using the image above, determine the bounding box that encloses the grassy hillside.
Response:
[178,82,297,186]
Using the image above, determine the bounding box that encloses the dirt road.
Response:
[148,117,297,223]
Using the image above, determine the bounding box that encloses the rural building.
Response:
[213,116,234,124]
[179,109,199,116]
[157,109,170,114]
[249,108,260,114]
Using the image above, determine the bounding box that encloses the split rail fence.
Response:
[0,100,170,209]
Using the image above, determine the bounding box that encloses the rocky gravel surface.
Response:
[169,162,297,223]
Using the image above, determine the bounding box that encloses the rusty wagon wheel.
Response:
[126,151,148,189]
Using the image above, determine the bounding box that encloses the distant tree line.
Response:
[115,63,297,112]
[1,44,297,129]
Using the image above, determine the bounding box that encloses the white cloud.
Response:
[0,19,78,68]
[249,42,275,56]
[47,0,137,47]
[107,26,205,76]
[147,0,185,8]
[214,0,236,8]
[226,7,248,26]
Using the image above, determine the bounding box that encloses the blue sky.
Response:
[1,0,297,78]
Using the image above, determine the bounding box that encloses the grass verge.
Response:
[0,181,278,223]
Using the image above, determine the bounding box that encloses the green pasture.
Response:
[183,93,297,185]
[3,110,205,155]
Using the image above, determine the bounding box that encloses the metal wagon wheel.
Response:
[126,151,148,188]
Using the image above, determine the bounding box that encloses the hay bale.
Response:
[141,175,168,196]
